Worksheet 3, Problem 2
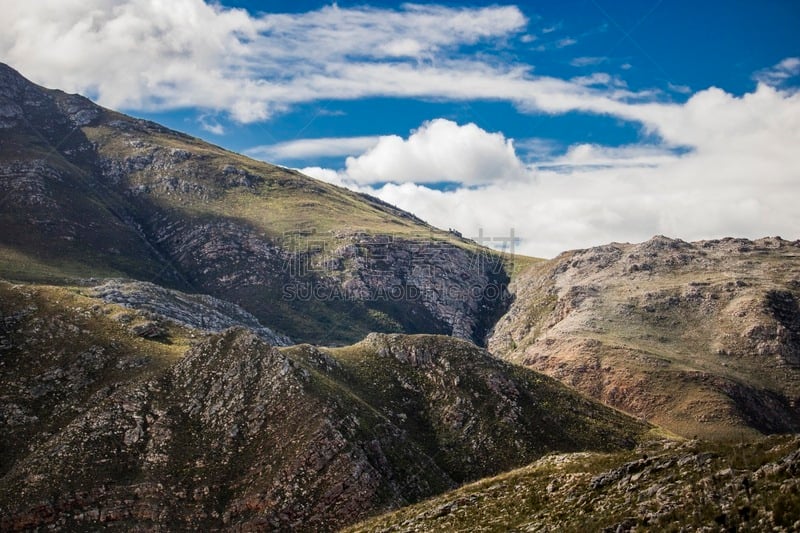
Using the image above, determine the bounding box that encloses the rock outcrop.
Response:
[489,236,800,440]
[89,279,291,345]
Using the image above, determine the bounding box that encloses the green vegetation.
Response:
[501,251,547,281]
[82,121,465,249]
[283,333,649,484]
[0,284,646,531]
[0,72,514,345]
[0,280,195,475]
[347,435,800,532]
[0,245,126,283]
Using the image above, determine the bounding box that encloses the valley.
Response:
[1,62,798,531]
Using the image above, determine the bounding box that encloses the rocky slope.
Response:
[0,62,509,345]
[489,236,800,440]
[347,434,800,532]
[89,278,291,345]
[3,61,800,531]
[0,283,649,531]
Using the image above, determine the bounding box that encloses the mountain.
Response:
[0,281,648,530]
[0,62,509,346]
[347,434,800,532]
[488,236,800,440]
[2,63,799,531]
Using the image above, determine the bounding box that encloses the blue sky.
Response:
[2,1,799,256]
[146,1,797,157]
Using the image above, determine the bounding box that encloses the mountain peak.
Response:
[0,62,511,346]
[0,62,25,86]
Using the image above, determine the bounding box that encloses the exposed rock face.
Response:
[0,289,648,531]
[138,212,508,345]
[90,279,291,345]
[0,62,508,345]
[323,234,509,342]
[1,329,426,531]
[489,236,800,439]
[0,280,184,479]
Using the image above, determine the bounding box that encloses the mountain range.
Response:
[1,63,798,531]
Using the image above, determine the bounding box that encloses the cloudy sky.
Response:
[2,0,799,257]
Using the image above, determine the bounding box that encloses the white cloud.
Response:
[0,1,663,124]
[570,56,607,67]
[311,62,645,117]
[198,115,225,135]
[533,37,577,52]
[246,136,381,161]
[0,1,532,121]
[667,82,692,94]
[755,57,800,87]
[556,37,577,48]
[570,72,627,88]
[299,82,800,258]
[626,83,800,153]
[539,143,681,169]
[341,119,527,186]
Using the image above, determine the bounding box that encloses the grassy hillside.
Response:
[347,434,800,532]
[0,280,194,476]
[284,333,648,483]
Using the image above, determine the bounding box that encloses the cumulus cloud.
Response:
[627,83,800,153]
[298,82,800,258]
[341,119,527,186]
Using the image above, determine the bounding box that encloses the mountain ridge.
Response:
[0,61,511,346]
[0,283,649,530]
[488,235,800,440]
[347,434,800,532]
